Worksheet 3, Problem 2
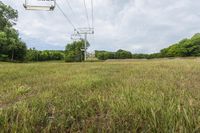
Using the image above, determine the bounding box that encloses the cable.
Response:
[56,3,76,30]
[91,0,94,28]
[83,0,90,28]
[65,0,75,16]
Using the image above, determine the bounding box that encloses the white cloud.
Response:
[2,0,200,53]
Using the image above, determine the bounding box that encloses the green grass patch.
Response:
[0,59,200,132]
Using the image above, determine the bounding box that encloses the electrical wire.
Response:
[91,0,94,28]
[20,0,94,34]
[65,0,76,16]
[83,0,90,28]
[56,3,76,30]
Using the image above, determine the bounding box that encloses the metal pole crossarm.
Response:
[74,28,94,61]
[76,28,94,34]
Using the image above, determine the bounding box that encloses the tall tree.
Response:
[0,1,18,30]
[160,33,200,57]
[0,1,27,61]
[115,49,132,59]
[65,40,89,62]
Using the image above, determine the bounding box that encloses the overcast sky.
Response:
[2,0,200,53]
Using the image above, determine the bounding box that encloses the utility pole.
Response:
[75,28,94,61]
[84,34,87,61]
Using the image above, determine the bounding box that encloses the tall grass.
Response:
[0,59,200,132]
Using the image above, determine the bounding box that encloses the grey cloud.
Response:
[2,0,200,53]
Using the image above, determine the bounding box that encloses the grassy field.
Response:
[0,59,200,132]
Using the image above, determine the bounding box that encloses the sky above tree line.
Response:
[1,0,200,53]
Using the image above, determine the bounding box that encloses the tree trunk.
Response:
[11,49,14,61]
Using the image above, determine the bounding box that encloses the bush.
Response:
[95,51,115,60]
[65,40,88,62]
[115,49,132,59]
[26,49,65,62]
[0,54,9,61]
[95,50,132,60]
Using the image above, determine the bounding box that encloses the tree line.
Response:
[0,2,65,62]
[0,1,200,62]
[95,50,162,60]
[0,1,88,62]
[95,33,200,60]
[160,33,200,57]
[26,48,64,62]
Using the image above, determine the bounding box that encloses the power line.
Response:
[83,0,90,28]
[65,0,76,16]
[56,3,76,29]
[91,0,94,28]
[90,0,95,49]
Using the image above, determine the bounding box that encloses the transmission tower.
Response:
[75,28,94,61]
[23,0,95,61]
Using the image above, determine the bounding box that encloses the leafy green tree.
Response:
[132,54,149,59]
[95,33,200,60]
[95,50,132,60]
[0,1,18,30]
[160,33,200,57]
[26,48,38,61]
[115,49,132,59]
[8,38,17,61]
[0,1,27,61]
[65,40,89,62]
[26,49,64,62]
[190,34,200,56]
[0,31,8,60]
[95,50,115,60]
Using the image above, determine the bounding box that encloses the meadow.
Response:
[0,58,200,132]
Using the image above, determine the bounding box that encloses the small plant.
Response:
[16,86,31,95]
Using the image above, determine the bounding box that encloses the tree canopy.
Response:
[95,49,132,60]
[95,33,200,60]
[1,0,200,62]
[0,1,18,30]
[26,48,65,62]
[0,1,27,61]
[160,33,200,57]
[65,40,89,62]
